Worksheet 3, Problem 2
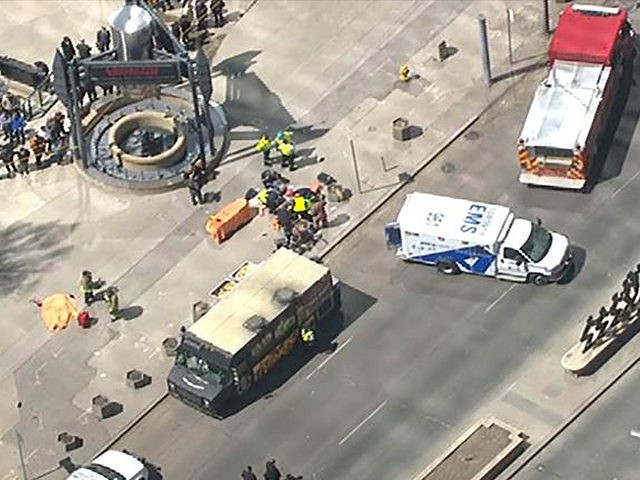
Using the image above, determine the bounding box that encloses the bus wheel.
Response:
[437,260,460,275]
[529,273,549,286]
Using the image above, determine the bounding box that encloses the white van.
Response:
[385,193,573,285]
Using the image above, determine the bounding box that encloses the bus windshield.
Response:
[176,351,231,386]
[520,224,552,263]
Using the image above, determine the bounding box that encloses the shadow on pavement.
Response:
[220,283,377,418]
[0,221,78,296]
[120,305,144,321]
[211,50,329,167]
[590,50,639,188]
[557,245,587,285]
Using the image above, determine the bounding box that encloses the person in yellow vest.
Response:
[278,141,295,171]
[300,327,315,346]
[276,128,293,145]
[399,64,411,82]
[255,134,273,166]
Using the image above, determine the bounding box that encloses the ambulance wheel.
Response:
[437,260,460,275]
[529,273,549,286]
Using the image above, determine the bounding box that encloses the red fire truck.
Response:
[517,4,635,190]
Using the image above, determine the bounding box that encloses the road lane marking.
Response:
[305,336,353,381]
[338,400,387,446]
[485,284,516,313]
[611,169,640,198]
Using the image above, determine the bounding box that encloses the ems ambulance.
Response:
[385,193,573,285]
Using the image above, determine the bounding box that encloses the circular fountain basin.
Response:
[108,111,187,171]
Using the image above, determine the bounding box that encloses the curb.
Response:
[96,74,528,457]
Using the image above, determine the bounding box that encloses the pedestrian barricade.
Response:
[205,198,255,243]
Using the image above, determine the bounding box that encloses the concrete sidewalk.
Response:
[0,1,550,478]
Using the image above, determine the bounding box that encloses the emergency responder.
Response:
[241,466,257,480]
[275,128,293,145]
[96,26,111,53]
[60,36,76,62]
[300,327,315,346]
[16,147,30,175]
[80,270,95,305]
[76,39,92,59]
[278,141,295,171]
[257,187,269,209]
[255,134,273,166]
[104,286,120,321]
[292,193,307,218]
[264,459,282,480]
[399,64,411,82]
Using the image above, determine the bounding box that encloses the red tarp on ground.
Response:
[548,5,628,66]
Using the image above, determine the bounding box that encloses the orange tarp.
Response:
[40,294,79,332]
[205,198,255,244]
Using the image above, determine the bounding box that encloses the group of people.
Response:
[241,459,302,480]
[255,128,297,171]
[2,109,68,178]
[253,169,329,252]
[59,29,114,102]
[79,270,120,322]
[169,0,227,49]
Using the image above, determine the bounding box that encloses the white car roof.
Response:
[93,451,145,479]
[67,451,145,480]
[396,192,511,245]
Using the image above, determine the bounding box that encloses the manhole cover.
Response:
[464,130,480,140]
[441,162,456,174]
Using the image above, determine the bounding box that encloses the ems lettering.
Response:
[460,204,487,234]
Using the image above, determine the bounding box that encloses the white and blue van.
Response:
[385,193,573,285]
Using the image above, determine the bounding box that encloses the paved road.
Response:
[110,49,640,480]
[517,365,640,480]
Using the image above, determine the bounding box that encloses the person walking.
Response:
[171,21,183,44]
[2,144,17,178]
[104,286,120,321]
[76,39,92,59]
[96,26,111,52]
[29,135,45,168]
[80,270,95,305]
[11,111,26,145]
[255,134,273,166]
[241,466,257,480]
[264,459,281,480]
[16,147,30,175]
[60,36,76,62]
[210,0,225,27]
[184,166,204,205]
[0,109,11,140]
